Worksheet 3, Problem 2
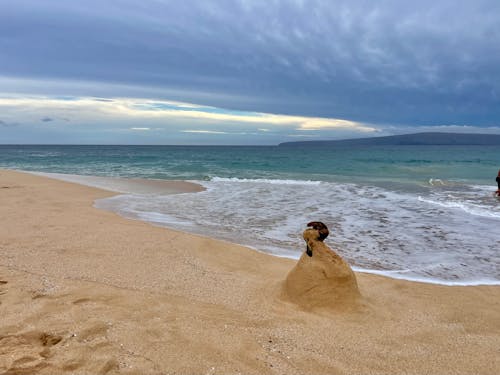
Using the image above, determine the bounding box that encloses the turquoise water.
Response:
[1,144,499,284]
[0,144,498,184]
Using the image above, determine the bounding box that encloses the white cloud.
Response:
[182,130,228,134]
[296,118,374,131]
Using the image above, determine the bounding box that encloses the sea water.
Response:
[1,144,499,285]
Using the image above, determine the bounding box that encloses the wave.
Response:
[418,196,500,219]
[30,152,62,158]
[428,178,446,186]
[427,178,467,187]
[209,176,322,185]
[351,267,500,286]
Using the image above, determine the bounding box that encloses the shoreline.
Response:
[26,169,500,287]
[1,169,499,374]
[28,170,205,195]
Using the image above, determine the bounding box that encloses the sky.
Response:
[1,0,500,145]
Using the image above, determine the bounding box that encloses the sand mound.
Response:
[284,222,360,310]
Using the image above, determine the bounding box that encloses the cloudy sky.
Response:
[1,0,500,144]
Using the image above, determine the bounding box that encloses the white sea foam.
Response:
[418,196,500,218]
[95,177,500,286]
[210,176,322,185]
[352,267,500,286]
[428,178,445,186]
[135,211,196,227]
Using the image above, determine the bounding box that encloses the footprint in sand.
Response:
[0,280,7,302]
[0,331,63,374]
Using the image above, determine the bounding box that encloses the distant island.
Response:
[278,132,500,147]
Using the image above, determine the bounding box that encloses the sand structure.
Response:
[285,222,360,310]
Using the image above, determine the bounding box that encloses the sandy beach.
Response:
[1,169,499,375]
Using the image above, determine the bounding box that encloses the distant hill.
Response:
[278,132,500,147]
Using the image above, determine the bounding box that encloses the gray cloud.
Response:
[0,120,20,127]
[1,0,500,127]
[41,117,53,122]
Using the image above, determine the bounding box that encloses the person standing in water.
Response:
[496,170,500,196]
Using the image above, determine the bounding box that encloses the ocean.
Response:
[1,144,499,285]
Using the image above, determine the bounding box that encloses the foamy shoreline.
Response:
[25,170,500,287]
[1,169,499,374]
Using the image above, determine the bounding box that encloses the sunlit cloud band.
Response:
[0,96,376,133]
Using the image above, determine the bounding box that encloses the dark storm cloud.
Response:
[1,0,500,126]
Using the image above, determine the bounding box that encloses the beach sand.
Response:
[1,169,499,374]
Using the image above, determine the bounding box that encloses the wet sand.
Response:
[29,171,205,195]
[1,169,499,374]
